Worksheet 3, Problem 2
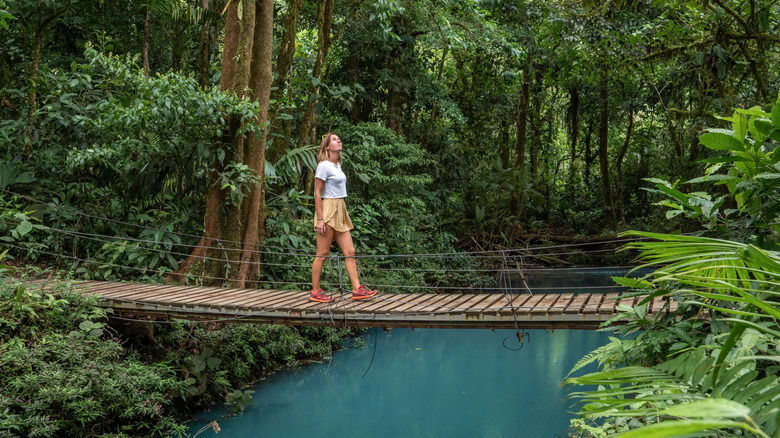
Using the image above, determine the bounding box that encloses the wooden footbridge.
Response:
[32,280,675,330]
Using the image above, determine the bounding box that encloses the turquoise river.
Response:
[188,327,612,437]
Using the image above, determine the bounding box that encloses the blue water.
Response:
[189,328,611,438]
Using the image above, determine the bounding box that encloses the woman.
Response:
[309,133,378,303]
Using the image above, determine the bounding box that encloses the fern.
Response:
[565,337,631,378]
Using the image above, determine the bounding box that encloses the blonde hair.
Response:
[317,133,342,165]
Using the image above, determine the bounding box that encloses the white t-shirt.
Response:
[315,161,348,199]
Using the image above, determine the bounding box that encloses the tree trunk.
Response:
[529,76,542,179]
[266,0,302,163]
[615,107,634,224]
[171,15,182,73]
[296,0,335,150]
[143,6,151,76]
[566,83,579,203]
[598,72,617,229]
[234,0,274,286]
[25,1,72,161]
[584,118,594,184]
[511,70,529,218]
[169,0,256,285]
[198,0,211,88]
[219,3,241,92]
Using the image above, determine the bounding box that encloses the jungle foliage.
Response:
[564,96,780,436]
[0,271,346,437]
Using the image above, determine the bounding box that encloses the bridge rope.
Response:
[1,188,645,257]
[2,187,642,333]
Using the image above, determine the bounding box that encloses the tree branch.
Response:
[709,0,749,32]
[641,38,713,61]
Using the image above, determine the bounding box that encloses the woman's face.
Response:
[327,135,342,154]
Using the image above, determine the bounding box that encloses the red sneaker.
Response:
[309,289,333,303]
[352,285,378,301]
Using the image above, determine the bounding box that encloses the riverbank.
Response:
[0,275,352,437]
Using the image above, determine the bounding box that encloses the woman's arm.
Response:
[314,178,326,234]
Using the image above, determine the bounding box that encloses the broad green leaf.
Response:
[615,419,755,437]
[661,398,750,418]
[754,119,774,135]
[738,106,768,117]
[772,99,780,130]
[699,132,745,152]
[15,220,33,237]
[686,174,738,184]
[754,173,780,180]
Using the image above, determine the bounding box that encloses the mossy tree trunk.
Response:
[171,0,274,288]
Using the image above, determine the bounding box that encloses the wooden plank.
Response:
[547,293,575,314]
[530,294,562,314]
[141,286,227,305]
[497,294,535,316]
[241,291,304,310]
[564,294,590,314]
[516,294,547,311]
[256,293,318,310]
[613,293,636,309]
[351,294,405,312]
[101,285,186,302]
[649,296,669,315]
[103,283,184,297]
[173,288,255,307]
[103,284,201,301]
[204,289,278,307]
[582,294,605,314]
[391,293,458,313]
[456,294,499,314]
[373,293,429,313]
[598,293,620,314]
[431,294,485,314]
[438,293,487,311]
[135,288,227,308]
[79,281,144,296]
[463,295,503,318]
[264,291,330,312]
[86,282,165,298]
[241,290,302,308]
[105,284,204,301]
[476,295,513,314]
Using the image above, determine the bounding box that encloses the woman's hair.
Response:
[317,133,341,164]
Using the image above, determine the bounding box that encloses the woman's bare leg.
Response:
[334,230,361,291]
[311,225,334,291]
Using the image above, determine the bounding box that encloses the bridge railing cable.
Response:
[1,188,646,256]
[1,188,644,296]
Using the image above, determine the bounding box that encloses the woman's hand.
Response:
[315,220,327,234]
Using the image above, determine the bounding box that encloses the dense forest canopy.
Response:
[2,0,779,268]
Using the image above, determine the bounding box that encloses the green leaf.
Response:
[615,419,754,437]
[699,132,745,152]
[754,118,773,134]
[759,8,769,30]
[207,357,222,370]
[686,174,738,184]
[772,99,780,130]
[754,173,780,180]
[15,220,33,237]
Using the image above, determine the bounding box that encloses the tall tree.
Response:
[172,0,274,287]
[264,0,302,163]
[295,0,336,150]
[20,0,72,160]
[598,70,617,229]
